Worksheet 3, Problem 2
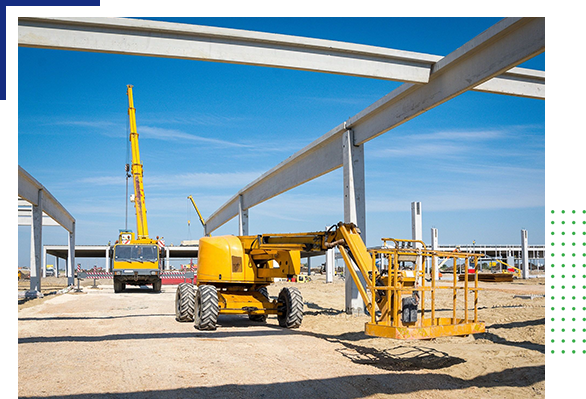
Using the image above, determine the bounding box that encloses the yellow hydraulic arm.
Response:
[253,222,484,339]
[126,85,149,240]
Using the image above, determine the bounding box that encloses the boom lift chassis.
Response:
[176,222,485,339]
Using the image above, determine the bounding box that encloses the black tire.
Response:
[249,286,269,323]
[277,287,303,328]
[175,283,196,322]
[113,278,123,293]
[194,285,219,330]
[152,278,162,293]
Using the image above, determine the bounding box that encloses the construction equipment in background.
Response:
[175,222,485,339]
[187,195,207,234]
[494,259,522,278]
[111,85,163,293]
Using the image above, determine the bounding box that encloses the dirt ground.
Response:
[18,275,544,399]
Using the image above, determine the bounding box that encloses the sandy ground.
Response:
[18,275,544,399]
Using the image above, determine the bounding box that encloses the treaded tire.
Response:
[249,286,269,323]
[113,278,123,293]
[153,278,162,293]
[194,285,219,330]
[277,287,303,328]
[175,283,196,322]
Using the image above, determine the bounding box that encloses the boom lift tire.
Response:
[249,286,270,323]
[175,283,196,322]
[152,278,162,293]
[277,287,303,328]
[194,284,219,330]
[113,277,124,293]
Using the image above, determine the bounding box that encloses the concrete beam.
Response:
[205,18,544,233]
[18,166,75,233]
[18,17,544,99]
[18,17,434,84]
[349,18,545,145]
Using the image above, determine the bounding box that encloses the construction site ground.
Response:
[18,275,545,398]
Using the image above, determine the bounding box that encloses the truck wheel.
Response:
[152,278,162,293]
[175,283,196,322]
[194,285,219,330]
[277,287,303,328]
[113,278,123,293]
[249,286,269,322]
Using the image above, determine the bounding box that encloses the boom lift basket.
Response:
[356,237,485,339]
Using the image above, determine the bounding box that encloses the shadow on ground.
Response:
[19,365,545,399]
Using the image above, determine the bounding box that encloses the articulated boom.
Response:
[176,221,485,339]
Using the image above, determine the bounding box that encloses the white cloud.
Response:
[139,125,251,148]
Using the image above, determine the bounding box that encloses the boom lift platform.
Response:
[176,222,485,339]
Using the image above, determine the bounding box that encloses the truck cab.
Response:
[112,231,162,292]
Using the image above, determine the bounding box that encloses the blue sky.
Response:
[17,17,545,268]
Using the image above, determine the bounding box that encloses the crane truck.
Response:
[112,85,163,293]
[176,222,486,340]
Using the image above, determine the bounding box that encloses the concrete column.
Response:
[411,202,423,281]
[105,246,110,272]
[342,128,366,315]
[67,221,75,286]
[431,227,439,280]
[165,247,170,271]
[507,255,515,272]
[42,245,47,278]
[29,190,43,293]
[55,256,59,278]
[521,229,529,279]
[238,194,249,236]
[326,248,335,283]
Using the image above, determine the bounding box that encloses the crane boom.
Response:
[127,85,149,240]
[187,195,206,230]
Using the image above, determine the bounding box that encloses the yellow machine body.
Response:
[197,235,301,286]
[196,234,301,315]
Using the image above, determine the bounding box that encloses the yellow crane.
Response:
[112,85,162,293]
[187,195,207,233]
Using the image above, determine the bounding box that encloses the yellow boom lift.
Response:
[175,222,485,339]
[112,85,162,293]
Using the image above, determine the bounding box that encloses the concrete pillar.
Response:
[29,190,43,293]
[238,194,249,236]
[165,247,171,271]
[42,245,47,278]
[342,128,366,315]
[431,227,439,280]
[105,246,110,272]
[326,248,335,283]
[55,256,59,278]
[507,255,515,272]
[67,221,75,286]
[521,229,529,279]
[411,202,423,281]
